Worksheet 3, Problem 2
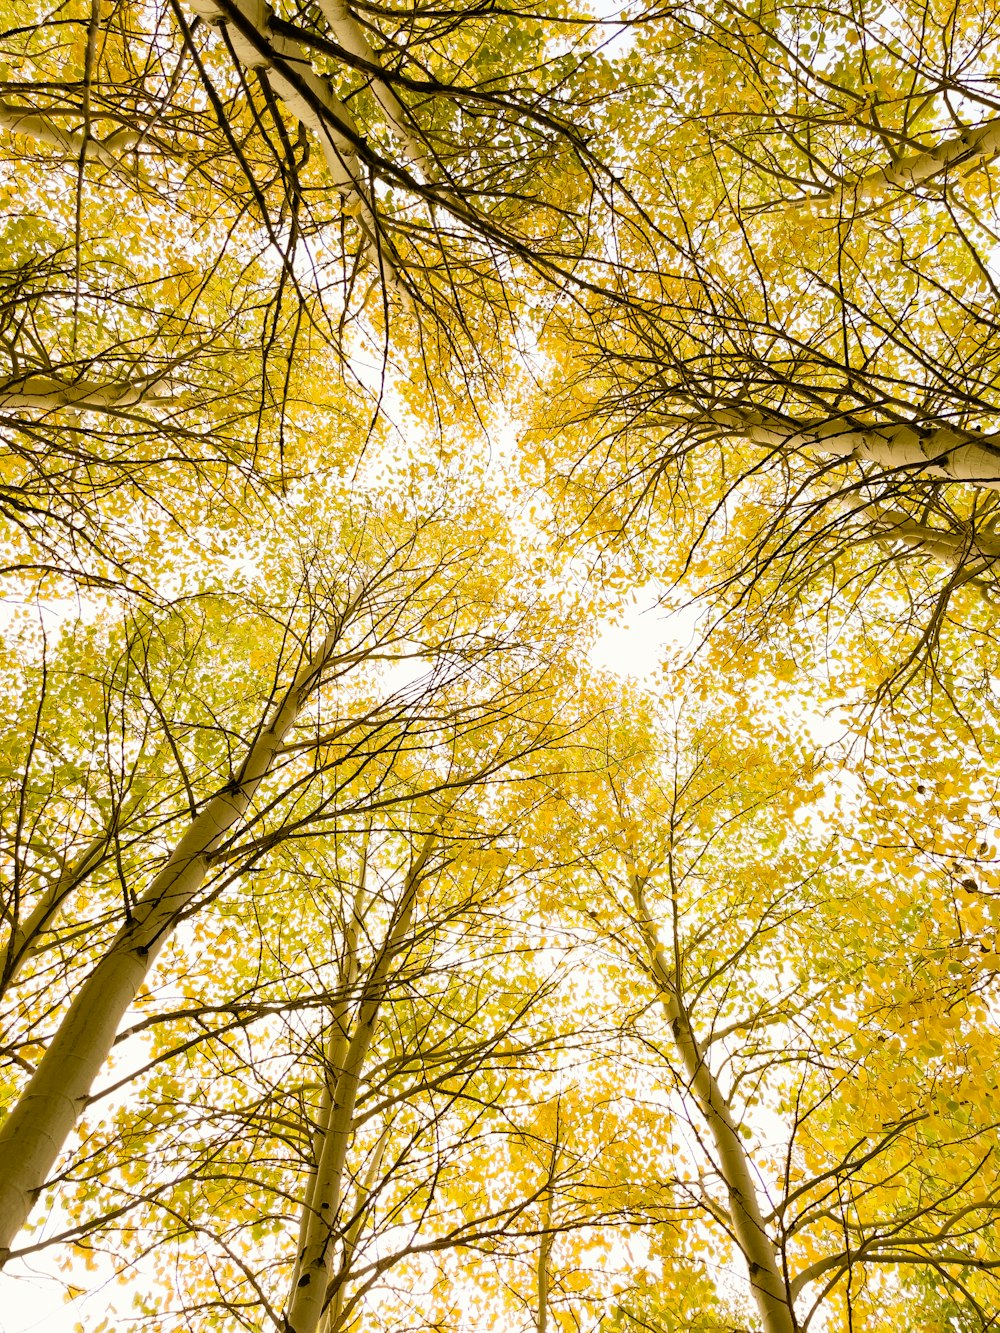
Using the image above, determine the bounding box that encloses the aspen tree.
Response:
[0,594,368,1255]
[283,833,436,1333]
[527,0,1000,650]
[545,676,1000,1329]
[0,489,578,1265]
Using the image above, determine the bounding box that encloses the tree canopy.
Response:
[3,1,1000,1330]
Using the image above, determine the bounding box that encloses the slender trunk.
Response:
[287,853,367,1299]
[870,509,1000,566]
[0,375,185,413]
[283,834,434,1333]
[187,0,399,286]
[0,101,136,169]
[323,1123,391,1333]
[536,1192,554,1333]
[631,876,796,1333]
[799,116,1000,210]
[535,1125,560,1333]
[313,0,428,169]
[674,408,1000,490]
[2,832,108,992]
[0,626,344,1261]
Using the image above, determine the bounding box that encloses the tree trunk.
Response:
[286,856,365,1303]
[630,876,796,1333]
[0,624,345,1261]
[186,0,399,286]
[313,0,427,169]
[673,409,1000,490]
[0,101,135,168]
[536,1191,554,1333]
[322,1123,391,1333]
[870,509,1000,567]
[1,832,108,993]
[0,375,185,413]
[802,116,1000,209]
[283,834,434,1333]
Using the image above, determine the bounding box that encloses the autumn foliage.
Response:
[1,1,1000,1330]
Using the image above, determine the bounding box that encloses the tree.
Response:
[0,479,583,1267]
[545,675,1000,1330]
[8,0,1000,1327]
[525,0,1000,680]
[0,0,662,623]
[51,819,586,1333]
[0,1,305,585]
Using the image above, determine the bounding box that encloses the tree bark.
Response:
[870,509,1000,566]
[536,1183,554,1333]
[1,832,108,993]
[672,408,1000,490]
[313,0,428,170]
[187,0,400,287]
[801,116,1000,210]
[0,623,345,1262]
[630,875,796,1333]
[283,834,434,1333]
[0,101,136,169]
[0,375,185,414]
[322,1122,391,1333]
[286,856,365,1303]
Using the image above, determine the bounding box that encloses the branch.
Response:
[0,100,137,171]
[187,0,401,289]
[795,116,1000,211]
[663,407,1000,490]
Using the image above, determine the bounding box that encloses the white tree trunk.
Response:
[283,834,434,1333]
[678,409,1000,490]
[1,833,108,991]
[0,625,344,1261]
[630,876,796,1333]
[0,375,185,413]
[801,116,1000,210]
[535,1178,555,1333]
[0,101,136,168]
[870,508,1000,566]
[287,860,366,1302]
[314,0,428,170]
[188,0,400,287]
[322,1122,391,1333]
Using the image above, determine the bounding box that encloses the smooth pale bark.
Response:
[536,1224,552,1333]
[536,1177,555,1333]
[283,834,434,1333]
[0,375,185,414]
[322,1123,391,1333]
[0,102,136,169]
[630,875,796,1333]
[313,0,428,171]
[798,116,1000,210]
[870,509,1000,566]
[534,1128,560,1333]
[188,0,399,287]
[287,858,366,1300]
[0,625,345,1261]
[1,832,108,992]
[668,408,1000,490]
